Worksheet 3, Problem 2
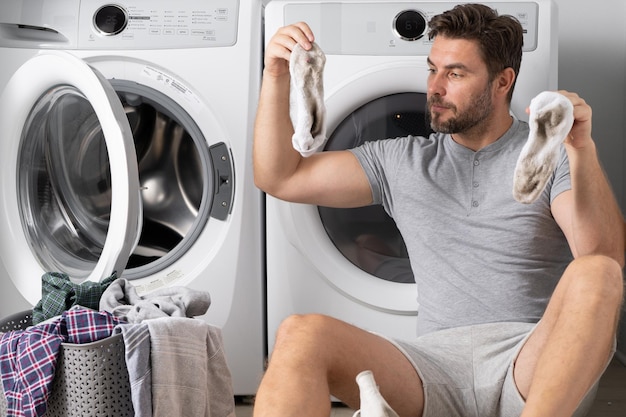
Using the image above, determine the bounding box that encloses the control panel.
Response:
[78,0,239,49]
[284,2,538,56]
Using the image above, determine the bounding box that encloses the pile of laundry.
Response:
[0,273,235,417]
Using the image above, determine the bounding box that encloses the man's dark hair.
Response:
[428,3,523,102]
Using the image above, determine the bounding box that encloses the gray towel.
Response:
[147,318,235,417]
[114,323,152,417]
[100,278,211,323]
[513,91,574,204]
[289,42,327,157]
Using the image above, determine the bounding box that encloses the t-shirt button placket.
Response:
[471,158,481,211]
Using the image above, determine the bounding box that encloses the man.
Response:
[253,4,624,417]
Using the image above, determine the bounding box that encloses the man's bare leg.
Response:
[253,314,424,417]
[515,255,623,417]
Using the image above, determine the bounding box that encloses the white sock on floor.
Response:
[352,370,400,417]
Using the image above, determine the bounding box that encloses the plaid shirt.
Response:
[0,308,124,417]
[32,273,117,325]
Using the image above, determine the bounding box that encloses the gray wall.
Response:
[553,0,626,357]
[555,0,625,207]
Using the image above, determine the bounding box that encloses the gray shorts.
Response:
[388,322,607,417]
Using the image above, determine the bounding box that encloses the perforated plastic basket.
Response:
[0,311,133,417]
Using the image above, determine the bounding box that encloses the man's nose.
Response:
[427,73,446,96]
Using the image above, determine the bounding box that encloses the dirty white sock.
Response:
[289,42,327,157]
[513,91,574,204]
[352,370,400,417]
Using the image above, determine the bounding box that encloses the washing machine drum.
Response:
[319,92,432,284]
[108,80,225,274]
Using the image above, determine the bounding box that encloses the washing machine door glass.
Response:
[319,92,432,284]
[0,51,141,285]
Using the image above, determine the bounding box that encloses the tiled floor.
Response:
[234,358,626,417]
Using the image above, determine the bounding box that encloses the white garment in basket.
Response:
[100,278,211,323]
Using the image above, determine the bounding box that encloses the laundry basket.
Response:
[0,310,133,417]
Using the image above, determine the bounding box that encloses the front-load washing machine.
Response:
[264,0,558,353]
[0,0,264,395]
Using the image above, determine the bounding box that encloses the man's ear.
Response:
[495,67,516,98]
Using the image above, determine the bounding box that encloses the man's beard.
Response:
[426,86,493,134]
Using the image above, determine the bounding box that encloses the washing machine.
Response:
[0,0,264,395]
[264,0,558,353]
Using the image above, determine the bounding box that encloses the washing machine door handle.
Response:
[0,50,141,298]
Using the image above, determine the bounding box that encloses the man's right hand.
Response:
[263,22,315,77]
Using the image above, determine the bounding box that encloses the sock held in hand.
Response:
[289,42,327,157]
[513,91,574,204]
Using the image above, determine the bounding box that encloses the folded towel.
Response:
[147,317,235,417]
[99,278,211,323]
[289,42,327,157]
[513,91,574,204]
[352,370,399,417]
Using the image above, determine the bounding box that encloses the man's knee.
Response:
[273,314,335,354]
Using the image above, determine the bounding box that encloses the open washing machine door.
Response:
[0,51,141,304]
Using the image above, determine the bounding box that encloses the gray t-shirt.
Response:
[351,118,573,336]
